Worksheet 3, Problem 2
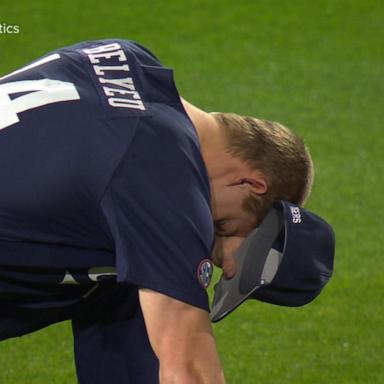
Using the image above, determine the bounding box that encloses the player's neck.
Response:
[182,98,222,149]
[181,98,239,180]
[181,98,222,148]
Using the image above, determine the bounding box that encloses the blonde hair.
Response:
[212,113,314,224]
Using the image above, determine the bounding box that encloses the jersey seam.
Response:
[95,121,140,207]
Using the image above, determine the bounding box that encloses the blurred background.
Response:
[0,0,383,383]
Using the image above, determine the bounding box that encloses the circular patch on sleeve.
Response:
[197,259,214,289]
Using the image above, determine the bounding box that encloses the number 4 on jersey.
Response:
[0,79,80,130]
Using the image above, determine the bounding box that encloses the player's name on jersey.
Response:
[83,43,146,111]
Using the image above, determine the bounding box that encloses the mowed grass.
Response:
[0,0,383,383]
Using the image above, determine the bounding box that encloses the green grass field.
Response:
[0,0,383,382]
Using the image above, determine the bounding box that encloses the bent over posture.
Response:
[0,39,312,383]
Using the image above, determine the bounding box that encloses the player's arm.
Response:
[139,289,226,384]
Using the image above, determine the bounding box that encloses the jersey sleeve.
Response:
[99,112,214,311]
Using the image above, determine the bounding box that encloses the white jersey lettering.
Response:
[88,49,127,64]
[99,77,135,90]
[0,79,80,130]
[83,43,121,55]
[109,97,145,110]
[83,43,146,111]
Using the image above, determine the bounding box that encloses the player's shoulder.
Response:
[56,38,162,67]
[51,38,165,118]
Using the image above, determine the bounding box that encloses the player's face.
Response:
[212,184,258,237]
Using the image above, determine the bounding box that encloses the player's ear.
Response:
[229,169,268,195]
[239,177,267,195]
[237,168,268,195]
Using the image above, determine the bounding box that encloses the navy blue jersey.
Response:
[0,39,214,310]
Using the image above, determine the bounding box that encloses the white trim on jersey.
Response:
[0,53,61,81]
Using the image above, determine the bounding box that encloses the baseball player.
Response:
[0,39,329,383]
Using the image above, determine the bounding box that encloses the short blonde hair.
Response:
[212,113,314,224]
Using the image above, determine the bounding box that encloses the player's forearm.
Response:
[159,358,225,384]
[160,369,225,384]
[139,289,226,383]
[158,330,225,383]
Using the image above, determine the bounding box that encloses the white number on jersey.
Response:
[0,79,80,130]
